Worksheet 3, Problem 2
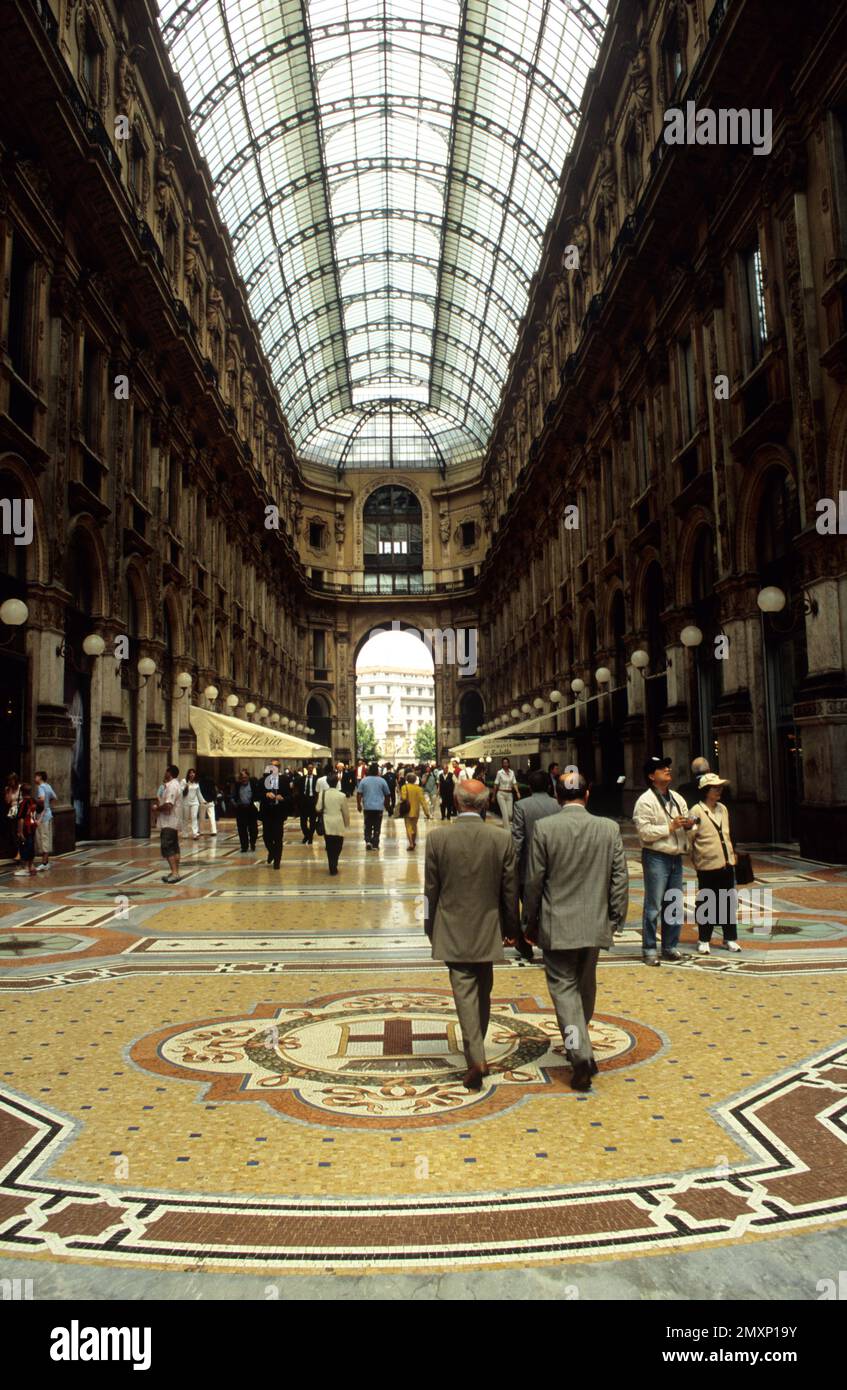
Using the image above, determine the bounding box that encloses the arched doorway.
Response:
[306,693,332,752]
[363,486,424,594]
[459,688,484,742]
[756,468,806,841]
[0,470,29,781]
[690,527,721,768]
[355,627,435,763]
[63,530,98,838]
[643,561,667,754]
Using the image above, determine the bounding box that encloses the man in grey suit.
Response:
[511,768,559,961]
[424,778,519,1091]
[522,772,629,1092]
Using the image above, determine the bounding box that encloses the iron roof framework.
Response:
[158,0,607,472]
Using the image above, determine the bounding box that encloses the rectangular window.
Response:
[743,243,768,368]
[8,233,35,383]
[309,521,324,548]
[635,404,650,493]
[679,336,697,441]
[132,410,146,495]
[313,630,327,669]
[460,521,475,548]
[603,452,615,529]
[81,340,100,450]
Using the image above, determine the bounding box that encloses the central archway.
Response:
[355,625,435,764]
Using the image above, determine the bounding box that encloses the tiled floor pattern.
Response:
[0,809,845,1274]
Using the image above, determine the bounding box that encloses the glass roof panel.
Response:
[158,0,606,471]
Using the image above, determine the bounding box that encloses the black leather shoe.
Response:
[643,953,660,966]
[661,949,686,962]
[570,1061,592,1092]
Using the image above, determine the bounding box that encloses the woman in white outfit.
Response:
[180,768,206,839]
[494,758,519,824]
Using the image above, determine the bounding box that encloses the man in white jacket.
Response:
[632,756,696,966]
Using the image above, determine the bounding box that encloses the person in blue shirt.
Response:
[356,763,391,850]
[34,770,57,872]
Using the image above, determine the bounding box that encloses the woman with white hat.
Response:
[688,773,741,954]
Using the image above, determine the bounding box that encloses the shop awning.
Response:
[189,706,330,761]
[449,685,626,760]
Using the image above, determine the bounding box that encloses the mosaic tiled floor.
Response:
[0,810,845,1277]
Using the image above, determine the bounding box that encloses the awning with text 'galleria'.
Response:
[449,684,627,760]
[189,706,331,761]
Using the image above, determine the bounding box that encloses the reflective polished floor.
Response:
[1,807,846,1295]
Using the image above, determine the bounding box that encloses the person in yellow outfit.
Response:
[401,772,431,850]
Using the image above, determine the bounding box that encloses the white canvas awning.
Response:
[189,706,330,760]
[449,685,626,760]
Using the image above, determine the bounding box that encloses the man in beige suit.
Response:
[522,772,629,1092]
[424,778,519,1091]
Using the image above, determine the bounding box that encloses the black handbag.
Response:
[734,851,755,885]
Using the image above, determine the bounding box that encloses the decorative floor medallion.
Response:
[131,989,663,1127]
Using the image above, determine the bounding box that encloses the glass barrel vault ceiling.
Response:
[158,0,607,472]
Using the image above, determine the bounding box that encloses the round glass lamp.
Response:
[0,598,28,627]
[83,633,106,657]
[138,657,157,679]
[630,649,650,670]
[533,697,545,710]
[570,677,585,696]
[245,702,256,715]
[595,667,611,685]
[203,684,218,700]
[549,690,562,703]
[225,694,239,709]
[757,586,786,614]
[270,712,280,724]
[258,707,269,719]
[680,625,704,648]
[175,671,192,690]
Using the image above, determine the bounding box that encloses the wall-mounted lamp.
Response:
[532,697,545,710]
[0,598,29,647]
[258,707,269,720]
[245,702,257,716]
[270,712,281,725]
[680,625,704,648]
[225,693,240,710]
[204,684,219,703]
[549,690,562,704]
[630,649,670,679]
[595,667,612,685]
[510,707,520,719]
[570,677,585,697]
[757,584,818,629]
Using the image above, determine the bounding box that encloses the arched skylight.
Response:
[158,0,607,471]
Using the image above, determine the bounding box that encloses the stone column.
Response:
[27,584,76,852]
[712,578,768,843]
[793,545,847,859]
[89,621,131,839]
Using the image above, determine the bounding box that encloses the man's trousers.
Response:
[447,962,494,1068]
[541,947,600,1067]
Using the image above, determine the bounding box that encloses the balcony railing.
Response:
[306,576,477,597]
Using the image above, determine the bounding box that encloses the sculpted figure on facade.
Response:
[439,504,450,546]
[514,396,528,469]
[206,283,224,337]
[154,142,178,224]
[597,138,617,224]
[536,325,553,409]
[183,221,201,282]
[526,367,540,439]
[334,508,345,545]
[630,35,652,129]
[481,486,494,534]
[116,43,143,117]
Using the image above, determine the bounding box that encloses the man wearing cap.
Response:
[633,756,696,966]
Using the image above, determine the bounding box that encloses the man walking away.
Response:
[156,765,183,884]
[633,756,695,966]
[300,763,319,844]
[33,770,56,872]
[511,768,559,961]
[424,779,519,1091]
[356,762,391,850]
[230,768,259,852]
[523,772,628,1091]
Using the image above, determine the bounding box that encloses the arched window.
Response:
[363,486,423,594]
[459,690,484,742]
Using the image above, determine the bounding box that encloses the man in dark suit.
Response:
[523,772,629,1092]
[547,763,560,799]
[299,763,319,844]
[229,768,259,852]
[259,760,291,869]
[382,763,397,814]
[511,768,560,961]
[424,778,519,1091]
